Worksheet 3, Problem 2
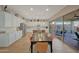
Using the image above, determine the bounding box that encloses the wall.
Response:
[26,21,49,32]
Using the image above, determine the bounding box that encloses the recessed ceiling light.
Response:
[52,22,55,24]
[30,8,33,11]
[46,8,49,11]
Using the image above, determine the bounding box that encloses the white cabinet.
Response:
[0,31,22,47]
[0,11,23,47]
[0,11,5,27]
[5,12,12,27]
[11,15,19,27]
[15,31,22,40]
[16,17,20,27]
[9,31,22,46]
[0,11,22,27]
[11,15,23,27]
[18,31,22,39]
[0,11,12,27]
[9,32,16,45]
[0,34,9,47]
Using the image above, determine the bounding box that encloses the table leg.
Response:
[31,42,33,53]
[49,41,53,53]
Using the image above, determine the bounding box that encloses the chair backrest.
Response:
[75,32,79,38]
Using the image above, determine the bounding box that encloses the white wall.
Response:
[26,21,49,32]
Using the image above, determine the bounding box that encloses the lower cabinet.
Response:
[9,32,16,45]
[0,34,9,47]
[0,31,22,47]
[9,31,22,46]
[15,31,22,41]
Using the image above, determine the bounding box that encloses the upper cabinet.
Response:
[0,11,5,27]
[11,14,19,27]
[4,12,13,27]
[0,11,25,28]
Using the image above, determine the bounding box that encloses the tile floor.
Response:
[53,38,77,53]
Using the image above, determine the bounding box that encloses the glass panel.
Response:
[63,18,79,49]
[49,17,64,40]
[54,17,64,40]
[49,21,55,34]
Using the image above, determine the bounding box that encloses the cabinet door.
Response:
[12,16,19,27]
[5,12,12,27]
[18,31,22,39]
[9,32,16,45]
[11,15,17,27]
[0,11,5,27]
[0,34,9,47]
[15,31,22,41]
[16,17,19,27]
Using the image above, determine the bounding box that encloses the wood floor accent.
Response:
[0,32,32,53]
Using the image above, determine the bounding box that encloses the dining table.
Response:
[31,31,53,53]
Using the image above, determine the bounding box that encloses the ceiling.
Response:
[5,5,66,20]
